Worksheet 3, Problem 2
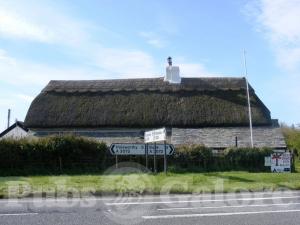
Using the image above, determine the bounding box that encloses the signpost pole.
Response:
[164,140,167,174]
[154,142,157,173]
[145,143,148,170]
[115,155,118,169]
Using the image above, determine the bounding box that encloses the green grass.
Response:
[0,159,299,199]
[1,170,300,198]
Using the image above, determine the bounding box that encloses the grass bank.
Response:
[1,171,300,198]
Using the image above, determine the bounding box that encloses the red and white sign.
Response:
[271,152,291,173]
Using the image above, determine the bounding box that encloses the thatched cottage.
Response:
[24,61,286,151]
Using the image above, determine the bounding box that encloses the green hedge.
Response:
[222,147,273,171]
[282,126,300,158]
[0,136,109,176]
[170,145,213,171]
[169,145,273,172]
[0,137,274,175]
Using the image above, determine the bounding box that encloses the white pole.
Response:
[7,109,11,128]
[243,50,254,148]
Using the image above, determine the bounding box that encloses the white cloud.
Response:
[0,9,56,43]
[245,0,300,124]
[139,31,166,48]
[0,49,101,86]
[0,98,15,107]
[0,49,16,65]
[0,46,159,88]
[179,63,217,77]
[87,44,158,77]
[246,0,300,71]
[0,1,161,79]
[0,0,89,45]
[16,94,34,103]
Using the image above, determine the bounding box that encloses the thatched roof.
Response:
[25,77,272,128]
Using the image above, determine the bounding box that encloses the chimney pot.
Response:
[167,56,172,66]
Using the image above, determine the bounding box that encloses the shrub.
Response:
[171,145,214,171]
[223,147,272,171]
[0,136,108,176]
[0,137,276,175]
[169,145,272,172]
[281,126,300,159]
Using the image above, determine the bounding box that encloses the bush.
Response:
[170,145,214,171]
[0,136,109,176]
[281,126,300,159]
[223,147,272,172]
[169,145,272,172]
[0,137,275,175]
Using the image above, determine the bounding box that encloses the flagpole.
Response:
[243,50,254,148]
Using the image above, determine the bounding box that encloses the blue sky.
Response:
[0,0,299,131]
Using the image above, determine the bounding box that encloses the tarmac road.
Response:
[1,191,300,225]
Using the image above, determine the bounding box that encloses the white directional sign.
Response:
[144,128,166,143]
[271,152,291,173]
[110,143,175,156]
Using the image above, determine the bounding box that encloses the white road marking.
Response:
[105,195,300,206]
[1,191,299,203]
[143,209,300,219]
[0,213,38,216]
[158,202,300,211]
[101,190,300,201]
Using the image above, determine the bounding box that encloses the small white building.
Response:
[0,121,28,139]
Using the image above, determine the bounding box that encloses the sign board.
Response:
[271,152,291,173]
[264,156,271,166]
[110,143,175,156]
[144,128,166,143]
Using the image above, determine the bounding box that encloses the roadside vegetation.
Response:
[0,126,300,198]
[281,125,300,155]
[1,171,300,198]
[0,136,273,176]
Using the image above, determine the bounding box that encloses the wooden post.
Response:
[59,156,62,173]
[145,143,148,170]
[235,136,238,147]
[164,140,167,174]
[154,142,157,173]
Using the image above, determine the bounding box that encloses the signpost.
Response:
[110,128,172,174]
[144,128,166,143]
[144,128,167,173]
[110,143,175,155]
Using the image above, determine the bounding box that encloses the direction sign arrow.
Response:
[109,143,175,156]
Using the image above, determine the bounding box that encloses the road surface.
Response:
[1,191,300,224]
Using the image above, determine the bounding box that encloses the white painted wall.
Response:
[1,126,28,139]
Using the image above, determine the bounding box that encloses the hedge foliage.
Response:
[0,136,274,175]
[0,136,109,176]
[169,145,273,172]
[281,126,300,158]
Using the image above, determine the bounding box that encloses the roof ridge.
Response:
[48,76,245,83]
[43,77,249,94]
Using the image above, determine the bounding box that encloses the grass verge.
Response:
[1,171,300,198]
[1,159,299,198]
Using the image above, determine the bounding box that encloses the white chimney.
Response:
[164,57,181,84]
